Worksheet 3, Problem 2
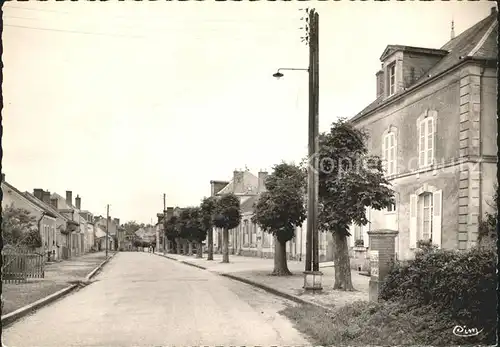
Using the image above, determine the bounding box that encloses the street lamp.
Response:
[272,8,322,291]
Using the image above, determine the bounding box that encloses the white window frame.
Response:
[386,202,397,214]
[417,111,437,168]
[419,192,434,241]
[383,132,396,176]
[409,184,442,249]
[382,125,398,177]
[388,63,396,96]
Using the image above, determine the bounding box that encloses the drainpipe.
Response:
[478,66,485,242]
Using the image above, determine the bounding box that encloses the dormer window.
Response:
[388,63,396,96]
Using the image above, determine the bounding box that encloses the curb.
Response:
[157,253,333,312]
[1,284,78,327]
[85,252,117,281]
[1,252,117,327]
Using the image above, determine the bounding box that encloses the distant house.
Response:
[1,174,57,258]
[95,225,114,251]
[49,191,87,257]
[209,169,333,261]
[347,8,498,261]
[94,216,120,251]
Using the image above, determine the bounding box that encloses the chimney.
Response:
[1,174,5,182]
[258,171,268,193]
[114,218,120,226]
[166,207,174,219]
[66,191,73,206]
[450,19,455,40]
[491,6,497,15]
[50,198,58,209]
[376,70,384,98]
[233,170,244,194]
[34,189,44,201]
[75,195,81,210]
[42,191,51,204]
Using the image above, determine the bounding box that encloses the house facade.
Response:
[348,8,498,261]
[50,191,87,257]
[1,175,57,258]
[94,216,120,250]
[210,169,334,261]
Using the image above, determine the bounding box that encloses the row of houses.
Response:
[1,174,126,261]
[206,9,497,263]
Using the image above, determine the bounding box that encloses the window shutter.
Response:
[419,122,425,167]
[409,194,418,248]
[362,207,370,247]
[432,189,442,248]
[427,118,434,165]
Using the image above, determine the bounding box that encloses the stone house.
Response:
[50,191,87,257]
[94,216,120,250]
[24,190,78,261]
[1,175,57,258]
[210,169,334,261]
[348,8,498,262]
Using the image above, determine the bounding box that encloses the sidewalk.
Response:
[159,252,369,310]
[2,251,113,315]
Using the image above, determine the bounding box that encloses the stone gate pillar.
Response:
[367,229,398,302]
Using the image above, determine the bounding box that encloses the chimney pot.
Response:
[42,191,51,204]
[75,195,81,210]
[50,198,58,209]
[34,189,44,201]
[66,191,73,206]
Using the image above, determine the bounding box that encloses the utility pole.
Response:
[106,204,109,258]
[163,194,167,253]
[306,8,320,273]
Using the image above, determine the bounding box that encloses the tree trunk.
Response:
[272,238,292,276]
[222,227,229,263]
[175,239,181,254]
[196,241,203,258]
[188,241,193,256]
[332,230,355,291]
[182,241,188,255]
[207,228,214,260]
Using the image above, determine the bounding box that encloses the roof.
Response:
[216,171,259,196]
[23,192,63,220]
[2,181,57,218]
[352,10,498,122]
[240,195,259,214]
[379,45,448,61]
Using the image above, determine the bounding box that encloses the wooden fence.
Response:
[2,248,45,284]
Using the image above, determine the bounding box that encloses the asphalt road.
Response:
[2,252,310,346]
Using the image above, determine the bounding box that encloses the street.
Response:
[2,252,310,347]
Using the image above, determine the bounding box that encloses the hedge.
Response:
[380,245,497,343]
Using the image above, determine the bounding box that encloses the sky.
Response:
[2,0,495,224]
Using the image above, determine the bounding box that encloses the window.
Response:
[388,63,396,96]
[409,188,442,249]
[383,132,396,175]
[419,116,434,167]
[419,193,433,241]
[387,203,396,213]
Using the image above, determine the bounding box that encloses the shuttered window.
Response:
[418,117,434,167]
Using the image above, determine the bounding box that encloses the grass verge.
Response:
[280,300,495,346]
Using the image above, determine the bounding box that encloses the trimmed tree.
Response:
[213,193,241,263]
[178,208,195,256]
[164,215,181,254]
[252,162,307,276]
[200,196,218,260]
[317,118,394,290]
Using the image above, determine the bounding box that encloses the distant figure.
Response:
[152,244,156,253]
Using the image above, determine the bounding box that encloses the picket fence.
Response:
[1,247,45,284]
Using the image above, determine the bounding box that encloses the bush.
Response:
[380,246,497,343]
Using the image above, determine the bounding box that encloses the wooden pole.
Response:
[106,204,109,257]
[312,11,320,272]
[305,8,315,272]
